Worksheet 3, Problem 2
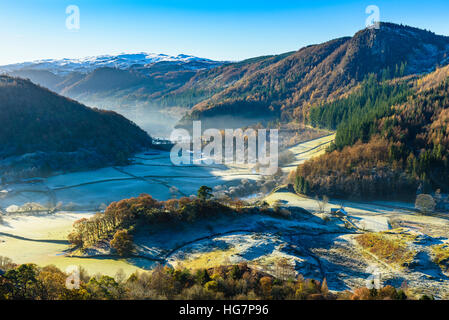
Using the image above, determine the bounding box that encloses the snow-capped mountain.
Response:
[0,53,222,75]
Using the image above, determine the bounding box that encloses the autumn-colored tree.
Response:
[37,265,71,300]
[0,259,419,300]
[275,258,295,281]
[321,278,329,297]
[259,276,272,299]
[232,199,245,212]
[110,230,134,257]
[67,232,83,247]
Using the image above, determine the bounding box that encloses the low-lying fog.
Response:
[98,104,188,139]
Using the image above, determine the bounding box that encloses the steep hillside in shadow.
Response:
[0,76,153,180]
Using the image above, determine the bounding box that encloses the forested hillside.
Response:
[309,73,412,150]
[182,23,449,127]
[161,52,295,110]
[0,76,153,180]
[292,66,449,200]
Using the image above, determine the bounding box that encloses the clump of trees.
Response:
[68,193,233,250]
[350,286,408,300]
[0,258,415,300]
[67,190,290,252]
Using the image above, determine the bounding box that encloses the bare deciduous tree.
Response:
[315,195,329,213]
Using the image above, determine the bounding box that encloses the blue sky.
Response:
[1,0,449,64]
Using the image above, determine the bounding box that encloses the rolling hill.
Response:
[0,75,153,181]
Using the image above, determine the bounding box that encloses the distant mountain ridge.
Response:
[0,53,223,75]
[0,53,227,111]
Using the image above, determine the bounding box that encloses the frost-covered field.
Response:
[1,134,448,296]
[281,134,335,173]
[0,134,336,213]
[0,212,147,276]
[0,151,262,213]
[0,136,273,275]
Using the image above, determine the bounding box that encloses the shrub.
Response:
[431,244,449,271]
[196,269,211,286]
[415,194,436,215]
[356,232,415,266]
[198,186,213,200]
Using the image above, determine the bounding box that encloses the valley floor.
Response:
[1,133,448,298]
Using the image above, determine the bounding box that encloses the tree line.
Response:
[0,258,421,300]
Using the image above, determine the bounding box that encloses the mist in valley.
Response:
[80,99,188,139]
